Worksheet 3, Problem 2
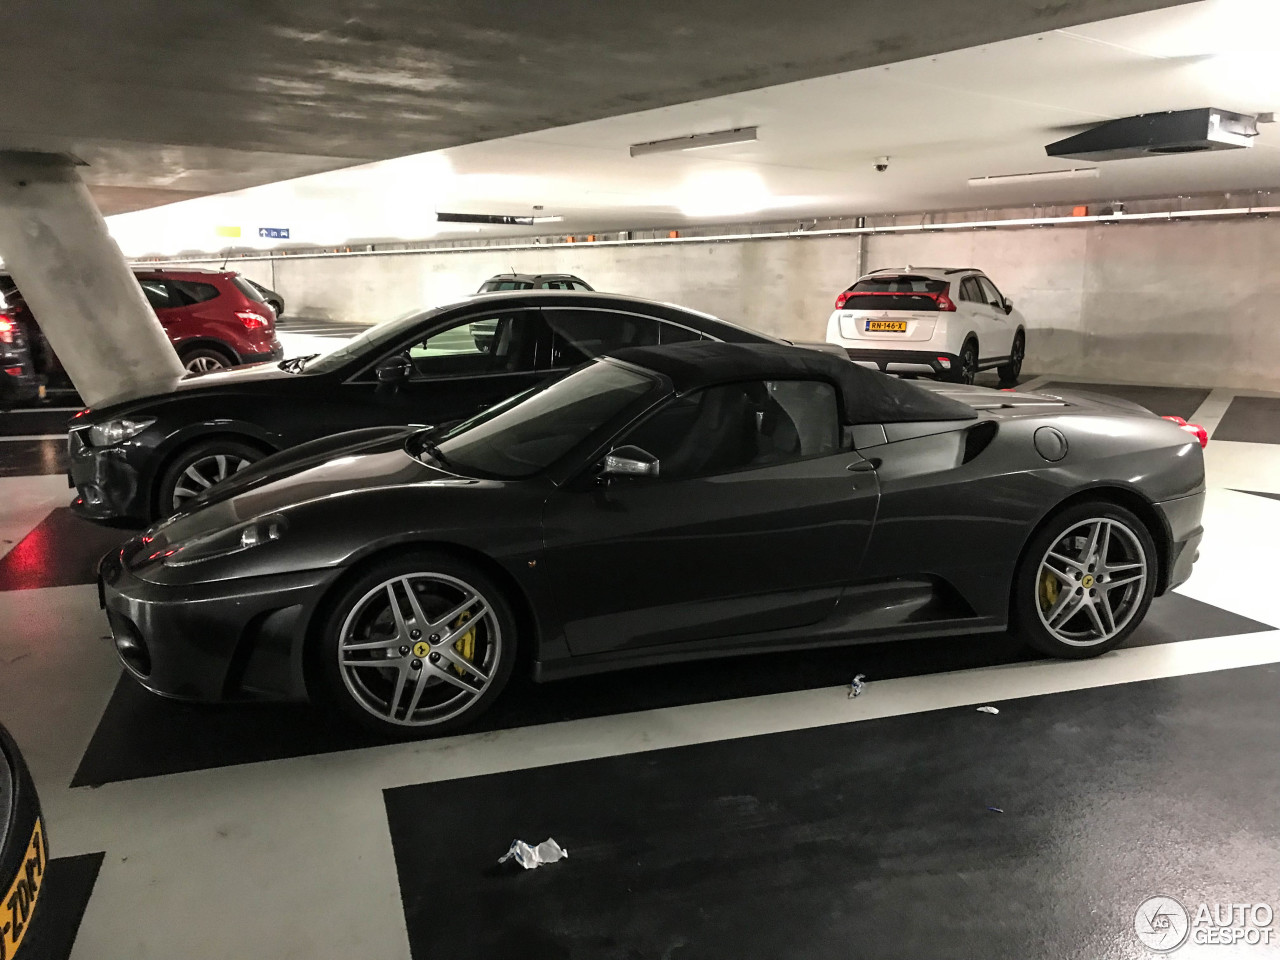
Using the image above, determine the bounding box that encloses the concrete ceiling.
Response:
[2,0,1193,215]
[106,0,1280,255]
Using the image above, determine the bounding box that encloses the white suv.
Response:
[824,267,1026,384]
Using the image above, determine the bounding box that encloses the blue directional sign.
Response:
[258,227,290,239]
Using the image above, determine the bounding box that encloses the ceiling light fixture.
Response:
[630,126,758,158]
[968,168,1100,186]
[435,212,563,225]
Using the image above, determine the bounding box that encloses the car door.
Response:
[138,277,184,331]
[976,276,1011,352]
[958,275,1002,356]
[541,378,880,656]
[335,308,553,432]
[955,276,989,346]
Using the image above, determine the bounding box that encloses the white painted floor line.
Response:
[1191,387,1235,433]
[2,405,82,413]
[0,433,67,441]
[51,627,1280,818]
[1018,374,1052,390]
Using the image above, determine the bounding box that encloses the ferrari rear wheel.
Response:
[316,552,516,736]
[1013,501,1156,658]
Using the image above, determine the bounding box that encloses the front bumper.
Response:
[67,428,149,524]
[838,347,961,378]
[1155,491,1205,594]
[98,542,332,702]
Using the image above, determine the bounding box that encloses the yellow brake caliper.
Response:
[452,610,476,676]
[1039,568,1061,613]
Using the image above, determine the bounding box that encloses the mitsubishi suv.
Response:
[825,267,1026,384]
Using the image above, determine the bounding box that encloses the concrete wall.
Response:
[264,237,864,342]
[864,217,1280,389]
[227,214,1280,390]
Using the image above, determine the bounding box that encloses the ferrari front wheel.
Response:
[1012,502,1156,659]
[316,552,517,736]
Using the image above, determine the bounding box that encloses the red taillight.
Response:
[835,291,851,309]
[235,310,268,330]
[1162,415,1208,448]
[935,292,957,312]
[73,408,91,419]
[4,366,23,377]
[0,314,13,344]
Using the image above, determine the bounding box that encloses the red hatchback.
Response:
[136,268,283,373]
[1,268,283,395]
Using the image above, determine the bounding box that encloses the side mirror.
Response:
[376,355,412,385]
[602,444,660,478]
[1003,298,1014,315]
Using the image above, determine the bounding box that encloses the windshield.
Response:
[427,361,660,478]
[301,307,435,374]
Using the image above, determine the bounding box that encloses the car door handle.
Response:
[847,459,880,472]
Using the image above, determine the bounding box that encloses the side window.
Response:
[544,309,661,367]
[570,281,592,291]
[169,280,220,306]
[403,312,541,378]
[959,278,983,303]
[138,279,175,310]
[977,277,1003,306]
[620,379,839,481]
[658,322,703,345]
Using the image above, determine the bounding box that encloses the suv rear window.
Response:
[840,275,949,311]
[231,276,268,302]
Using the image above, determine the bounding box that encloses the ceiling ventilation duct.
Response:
[1045,108,1257,162]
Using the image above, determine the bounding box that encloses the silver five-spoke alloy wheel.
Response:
[1036,517,1148,646]
[171,454,251,509]
[337,572,500,727]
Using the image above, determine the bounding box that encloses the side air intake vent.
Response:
[1046,108,1257,162]
[962,420,998,464]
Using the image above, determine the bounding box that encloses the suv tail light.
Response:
[235,310,269,331]
[1162,415,1208,448]
[834,290,957,311]
[0,314,14,344]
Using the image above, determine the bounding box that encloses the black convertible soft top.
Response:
[607,341,977,425]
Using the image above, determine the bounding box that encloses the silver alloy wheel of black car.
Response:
[337,572,501,727]
[170,454,252,509]
[1035,517,1148,646]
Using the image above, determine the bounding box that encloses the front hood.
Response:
[149,431,469,547]
[94,360,302,416]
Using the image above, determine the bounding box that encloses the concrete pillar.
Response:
[0,151,183,408]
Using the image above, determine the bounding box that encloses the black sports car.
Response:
[69,292,776,524]
[99,342,1206,736]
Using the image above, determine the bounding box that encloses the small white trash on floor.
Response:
[499,838,569,870]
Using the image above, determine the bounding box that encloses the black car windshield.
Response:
[301,307,435,374]
[425,361,660,478]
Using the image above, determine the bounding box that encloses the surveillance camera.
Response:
[874,156,890,173]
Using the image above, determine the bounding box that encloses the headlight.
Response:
[163,515,287,566]
[88,417,155,446]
